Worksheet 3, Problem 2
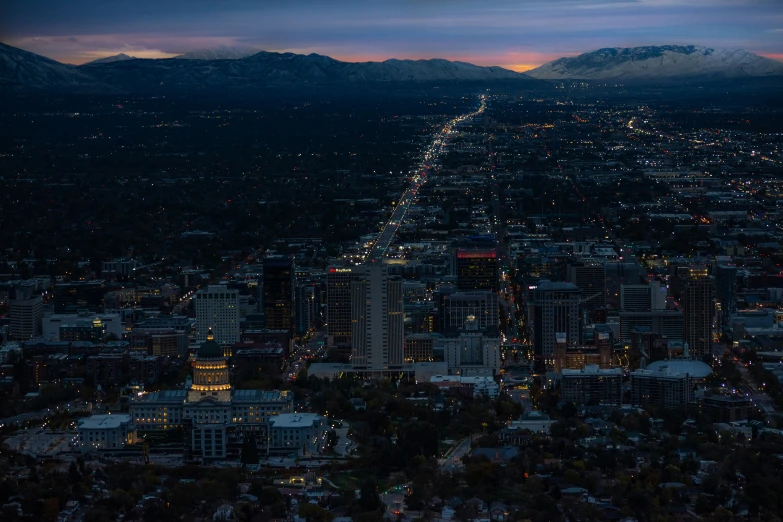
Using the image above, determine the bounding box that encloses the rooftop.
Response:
[78,414,132,430]
[562,365,622,376]
[269,413,323,429]
[642,359,713,378]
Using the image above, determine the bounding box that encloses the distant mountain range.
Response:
[0,42,98,91]
[83,53,137,65]
[0,42,527,92]
[527,45,783,81]
[175,46,257,60]
[2,42,782,93]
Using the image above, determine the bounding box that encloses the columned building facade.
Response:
[130,329,293,462]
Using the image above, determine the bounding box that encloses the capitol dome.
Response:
[644,359,713,379]
[198,328,224,359]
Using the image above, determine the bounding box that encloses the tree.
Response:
[41,498,59,522]
[560,401,577,419]
[359,479,381,512]
[399,421,438,459]
[299,503,334,522]
[69,461,82,483]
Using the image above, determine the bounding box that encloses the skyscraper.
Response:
[263,256,295,332]
[621,281,666,312]
[10,296,43,340]
[53,281,105,314]
[567,261,606,310]
[455,249,499,292]
[528,281,581,370]
[715,264,737,322]
[684,266,715,360]
[440,290,499,332]
[326,266,362,347]
[618,310,683,343]
[194,285,240,346]
[350,266,404,370]
[295,283,317,335]
[605,261,643,308]
[442,315,501,376]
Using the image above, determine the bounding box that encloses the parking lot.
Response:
[3,428,77,457]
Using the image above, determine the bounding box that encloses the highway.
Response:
[366,96,487,263]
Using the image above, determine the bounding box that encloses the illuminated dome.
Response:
[190,328,231,394]
[198,328,224,359]
[645,359,713,379]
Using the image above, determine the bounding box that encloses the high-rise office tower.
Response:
[295,283,317,335]
[263,256,295,332]
[528,281,581,370]
[669,263,691,299]
[567,261,606,310]
[350,266,404,370]
[619,310,683,343]
[594,326,614,369]
[404,334,436,363]
[440,291,499,332]
[326,266,362,347]
[442,316,500,376]
[684,266,715,360]
[10,296,43,340]
[53,281,105,314]
[715,264,737,322]
[621,281,666,312]
[605,261,643,308]
[194,285,240,345]
[455,249,499,292]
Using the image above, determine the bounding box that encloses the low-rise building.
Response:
[701,395,753,423]
[77,414,136,453]
[429,375,500,398]
[631,368,692,408]
[506,411,554,434]
[561,365,622,406]
[268,413,328,456]
[129,330,293,461]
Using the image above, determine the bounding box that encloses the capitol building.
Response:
[130,329,297,462]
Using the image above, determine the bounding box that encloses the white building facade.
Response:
[441,316,500,376]
[129,331,293,462]
[351,266,404,370]
[195,285,240,346]
[77,414,137,453]
[10,297,43,340]
[268,413,328,456]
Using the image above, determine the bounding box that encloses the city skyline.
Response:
[1,0,782,71]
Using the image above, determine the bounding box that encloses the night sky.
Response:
[1,0,781,70]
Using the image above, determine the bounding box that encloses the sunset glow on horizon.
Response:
[1,1,781,69]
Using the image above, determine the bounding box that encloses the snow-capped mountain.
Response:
[175,46,257,60]
[0,42,100,91]
[81,51,528,90]
[527,45,783,81]
[0,41,529,92]
[83,53,137,65]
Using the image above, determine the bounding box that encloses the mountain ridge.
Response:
[0,42,106,91]
[527,45,783,81]
[175,46,257,60]
[0,42,529,92]
[83,53,137,65]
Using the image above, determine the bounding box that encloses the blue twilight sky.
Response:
[1,0,782,69]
